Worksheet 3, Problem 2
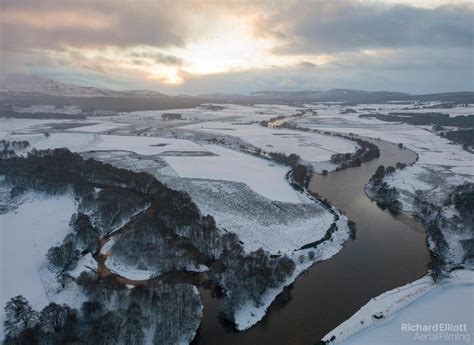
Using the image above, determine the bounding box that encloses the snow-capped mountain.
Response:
[0,73,167,98]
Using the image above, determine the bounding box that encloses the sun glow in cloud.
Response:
[50,14,327,86]
[173,16,280,75]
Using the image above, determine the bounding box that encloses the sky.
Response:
[0,0,473,94]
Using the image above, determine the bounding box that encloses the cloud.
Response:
[0,0,472,93]
[0,0,221,52]
[255,2,474,55]
[129,51,183,66]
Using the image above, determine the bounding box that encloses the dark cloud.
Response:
[0,0,216,52]
[129,52,183,66]
[299,61,317,68]
[256,2,474,54]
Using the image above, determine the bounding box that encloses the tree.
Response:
[47,240,79,272]
[81,301,103,322]
[39,302,71,333]
[4,295,37,337]
[372,165,385,180]
[86,311,123,345]
[120,303,147,345]
[56,270,73,289]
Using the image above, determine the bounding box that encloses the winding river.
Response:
[194,139,431,344]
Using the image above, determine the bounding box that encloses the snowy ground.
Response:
[121,103,302,123]
[323,270,474,345]
[162,176,333,254]
[0,118,73,135]
[2,131,315,204]
[0,188,88,337]
[1,132,206,156]
[164,144,311,203]
[234,214,351,330]
[180,121,357,168]
[67,122,130,133]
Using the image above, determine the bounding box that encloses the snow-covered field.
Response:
[323,270,474,345]
[2,131,314,204]
[164,144,310,203]
[162,176,333,254]
[0,190,87,337]
[180,121,357,167]
[1,132,206,156]
[122,103,302,123]
[67,122,130,133]
[0,118,72,134]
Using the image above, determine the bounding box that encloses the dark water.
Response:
[195,139,431,345]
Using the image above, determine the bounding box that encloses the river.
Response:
[194,139,431,344]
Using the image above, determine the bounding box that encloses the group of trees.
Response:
[265,152,312,189]
[330,137,380,170]
[359,112,474,128]
[210,248,295,320]
[4,294,151,345]
[368,165,402,213]
[443,129,474,151]
[259,115,286,127]
[278,122,381,171]
[0,140,29,159]
[4,281,204,344]
[4,296,79,344]
[1,146,298,334]
[413,182,474,267]
[359,112,474,151]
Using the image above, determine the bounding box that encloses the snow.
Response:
[69,253,98,278]
[181,121,358,165]
[164,144,310,204]
[106,256,156,281]
[2,132,206,156]
[67,122,129,133]
[323,270,474,344]
[0,191,85,337]
[234,215,351,330]
[163,177,333,253]
[124,103,301,123]
[0,118,72,134]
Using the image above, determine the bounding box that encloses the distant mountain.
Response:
[311,89,410,103]
[199,88,411,104]
[0,73,167,98]
[200,89,473,104]
[1,74,473,110]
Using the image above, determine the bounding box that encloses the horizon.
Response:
[1,0,473,95]
[4,72,474,97]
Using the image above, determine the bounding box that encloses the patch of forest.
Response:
[0,146,297,343]
[442,129,474,151]
[281,122,381,173]
[414,182,474,270]
[0,109,87,120]
[366,164,407,214]
[359,112,474,128]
